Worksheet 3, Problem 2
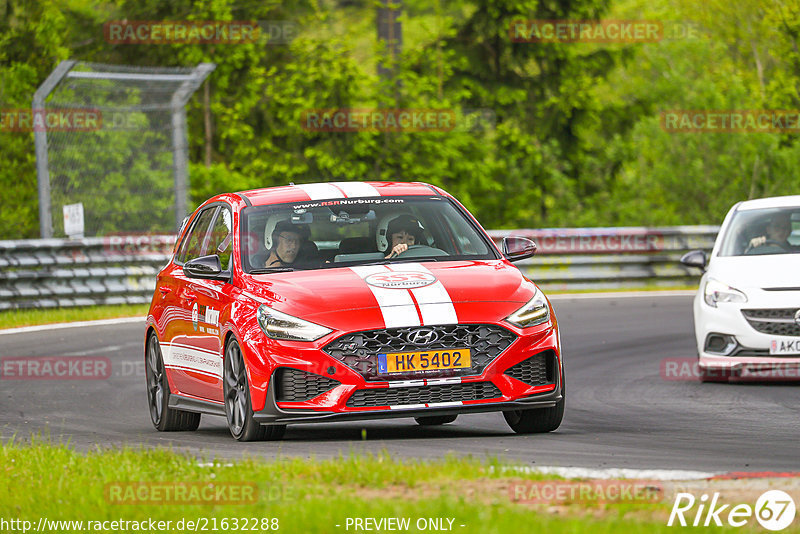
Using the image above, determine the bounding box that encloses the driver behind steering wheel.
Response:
[747,212,794,251]
[383,214,424,258]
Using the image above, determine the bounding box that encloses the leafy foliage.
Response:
[1,0,798,238]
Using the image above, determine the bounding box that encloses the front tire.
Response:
[223,338,285,441]
[503,399,564,434]
[415,415,457,426]
[145,332,201,431]
[504,366,565,434]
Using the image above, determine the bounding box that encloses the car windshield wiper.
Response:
[249,267,295,274]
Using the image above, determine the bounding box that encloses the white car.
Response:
[681,195,800,382]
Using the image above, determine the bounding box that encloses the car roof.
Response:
[238,181,444,206]
[736,195,800,211]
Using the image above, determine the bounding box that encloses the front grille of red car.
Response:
[345,381,502,408]
[504,351,555,386]
[323,324,517,381]
[274,368,340,402]
[742,308,800,337]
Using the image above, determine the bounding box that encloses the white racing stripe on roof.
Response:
[332,182,381,197]
[389,263,458,325]
[350,265,421,328]
[295,183,345,200]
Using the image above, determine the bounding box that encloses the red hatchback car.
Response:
[145,182,564,441]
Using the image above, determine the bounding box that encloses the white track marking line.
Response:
[493,466,718,480]
[0,316,144,335]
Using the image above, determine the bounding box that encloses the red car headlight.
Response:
[506,287,550,328]
[257,305,332,341]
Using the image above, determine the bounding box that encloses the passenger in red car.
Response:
[265,221,304,266]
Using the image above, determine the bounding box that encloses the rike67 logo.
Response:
[668,490,796,530]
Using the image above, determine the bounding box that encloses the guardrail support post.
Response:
[33,60,76,238]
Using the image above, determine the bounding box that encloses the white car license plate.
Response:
[770,339,800,355]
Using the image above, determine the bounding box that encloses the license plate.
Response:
[770,339,800,355]
[378,349,471,374]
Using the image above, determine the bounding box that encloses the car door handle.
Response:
[182,290,197,301]
[158,286,172,295]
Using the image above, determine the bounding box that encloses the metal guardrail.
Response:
[487,225,719,290]
[0,226,718,310]
[0,235,175,310]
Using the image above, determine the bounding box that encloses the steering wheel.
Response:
[744,239,789,255]
[394,244,448,258]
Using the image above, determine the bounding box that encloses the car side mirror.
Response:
[680,250,707,271]
[183,254,230,281]
[502,237,537,262]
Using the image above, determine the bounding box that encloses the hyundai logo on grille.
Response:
[407,328,439,345]
[795,309,800,327]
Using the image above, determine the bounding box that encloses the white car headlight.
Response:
[257,305,332,341]
[703,278,747,308]
[506,287,551,328]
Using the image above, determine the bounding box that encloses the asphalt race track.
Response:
[1,294,798,472]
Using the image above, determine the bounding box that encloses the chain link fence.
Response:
[34,61,214,238]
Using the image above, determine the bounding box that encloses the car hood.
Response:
[242,260,536,330]
[708,254,800,290]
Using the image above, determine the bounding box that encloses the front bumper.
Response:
[693,288,800,375]
[242,322,562,424]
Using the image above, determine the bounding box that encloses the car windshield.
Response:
[239,196,497,272]
[718,207,800,256]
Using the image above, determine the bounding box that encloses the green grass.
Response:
[546,284,697,294]
[0,304,149,329]
[0,440,762,533]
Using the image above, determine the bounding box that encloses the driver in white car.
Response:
[748,212,795,251]
[383,214,424,258]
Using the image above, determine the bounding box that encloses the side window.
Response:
[176,207,217,264]
[208,208,233,271]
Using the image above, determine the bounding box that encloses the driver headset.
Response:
[376,214,427,252]
[264,218,310,252]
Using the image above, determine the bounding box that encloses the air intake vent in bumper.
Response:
[346,381,501,408]
[275,368,340,402]
[504,351,556,386]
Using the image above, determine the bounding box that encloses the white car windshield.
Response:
[240,196,497,272]
[718,207,800,256]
